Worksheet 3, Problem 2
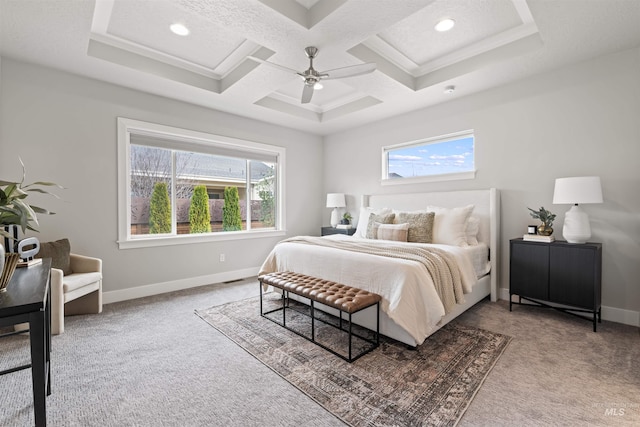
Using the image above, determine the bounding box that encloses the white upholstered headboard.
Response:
[365,188,500,302]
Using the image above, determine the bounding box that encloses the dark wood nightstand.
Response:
[321,226,356,236]
[509,238,602,331]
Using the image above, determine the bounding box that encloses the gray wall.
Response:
[0,58,323,300]
[2,45,638,324]
[324,47,640,322]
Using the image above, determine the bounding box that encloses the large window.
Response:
[117,118,285,248]
[382,130,475,185]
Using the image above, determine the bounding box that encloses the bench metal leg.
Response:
[310,300,315,340]
[258,281,381,363]
[348,313,353,361]
[283,291,287,328]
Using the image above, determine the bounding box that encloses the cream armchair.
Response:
[50,253,103,335]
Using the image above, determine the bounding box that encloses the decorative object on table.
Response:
[0,158,61,281]
[552,176,603,244]
[2,224,19,253]
[527,206,556,236]
[527,225,537,235]
[522,233,555,243]
[326,193,346,228]
[0,252,20,291]
[17,236,40,260]
[16,235,43,267]
[340,211,352,225]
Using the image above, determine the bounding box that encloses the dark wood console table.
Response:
[0,258,52,426]
[509,238,602,331]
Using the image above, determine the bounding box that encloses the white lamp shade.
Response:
[553,176,603,205]
[326,193,346,208]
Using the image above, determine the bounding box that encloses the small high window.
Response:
[382,130,475,185]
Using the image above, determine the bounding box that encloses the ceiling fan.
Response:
[248,46,376,104]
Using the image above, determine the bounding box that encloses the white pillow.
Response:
[426,204,475,246]
[375,222,409,242]
[465,215,480,246]
[354,207,392,238]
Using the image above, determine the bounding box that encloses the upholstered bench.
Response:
[258,271,381,362]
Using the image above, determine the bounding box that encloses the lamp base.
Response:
[330,208,340,228]
[562,205,591,244]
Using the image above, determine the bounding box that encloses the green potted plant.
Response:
[0,158,61,240]
[1,158,61,285]
[527,206,556,236]
[340,212,352,225]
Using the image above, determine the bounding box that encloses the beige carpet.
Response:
[196,294,512,427]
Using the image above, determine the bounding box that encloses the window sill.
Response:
[381,170,476,186]
[117,229,286,249]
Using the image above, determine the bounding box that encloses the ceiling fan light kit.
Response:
[248,46,376,104]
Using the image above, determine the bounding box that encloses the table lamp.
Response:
[326,193,346,227]
[552,176,603,244]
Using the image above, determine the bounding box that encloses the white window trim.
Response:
[381,130,476,186]
[381,170,476,186]
[117,117,286,249]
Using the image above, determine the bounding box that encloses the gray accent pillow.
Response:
[366,213,395,239]
[396,212,435,243]
[36,238,72,275]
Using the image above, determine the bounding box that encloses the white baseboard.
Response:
[104,280,639,328]
[102,267,260,304]
[601,306,640,327]
[498,287,640,328]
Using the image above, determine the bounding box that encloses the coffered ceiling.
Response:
[1,0,640,135]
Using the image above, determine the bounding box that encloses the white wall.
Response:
[0,58,324,301]
[324,47,640,325]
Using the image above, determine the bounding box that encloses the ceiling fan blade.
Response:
[322,62,376,80]
[247,56,300,75]
[301,84,314,104]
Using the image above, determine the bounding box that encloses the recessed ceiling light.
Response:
[170,23,189,36]
[444,85,455,94]
[435,18,455,32]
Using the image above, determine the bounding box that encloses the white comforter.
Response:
[259,234,478,345]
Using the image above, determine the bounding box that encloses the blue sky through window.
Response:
[387,136,474,178]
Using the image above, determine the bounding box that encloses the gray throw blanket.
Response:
[281,236,465,314]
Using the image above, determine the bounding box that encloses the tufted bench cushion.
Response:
[259,271,381,314]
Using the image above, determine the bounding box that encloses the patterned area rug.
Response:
[196,294,511,427]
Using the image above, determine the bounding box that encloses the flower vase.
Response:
[537,224,553,236]
[1,249,20,292]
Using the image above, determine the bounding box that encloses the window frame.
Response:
[381,130,476,186]
[117,117,286,249]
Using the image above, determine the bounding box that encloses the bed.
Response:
[259,188,500,347]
